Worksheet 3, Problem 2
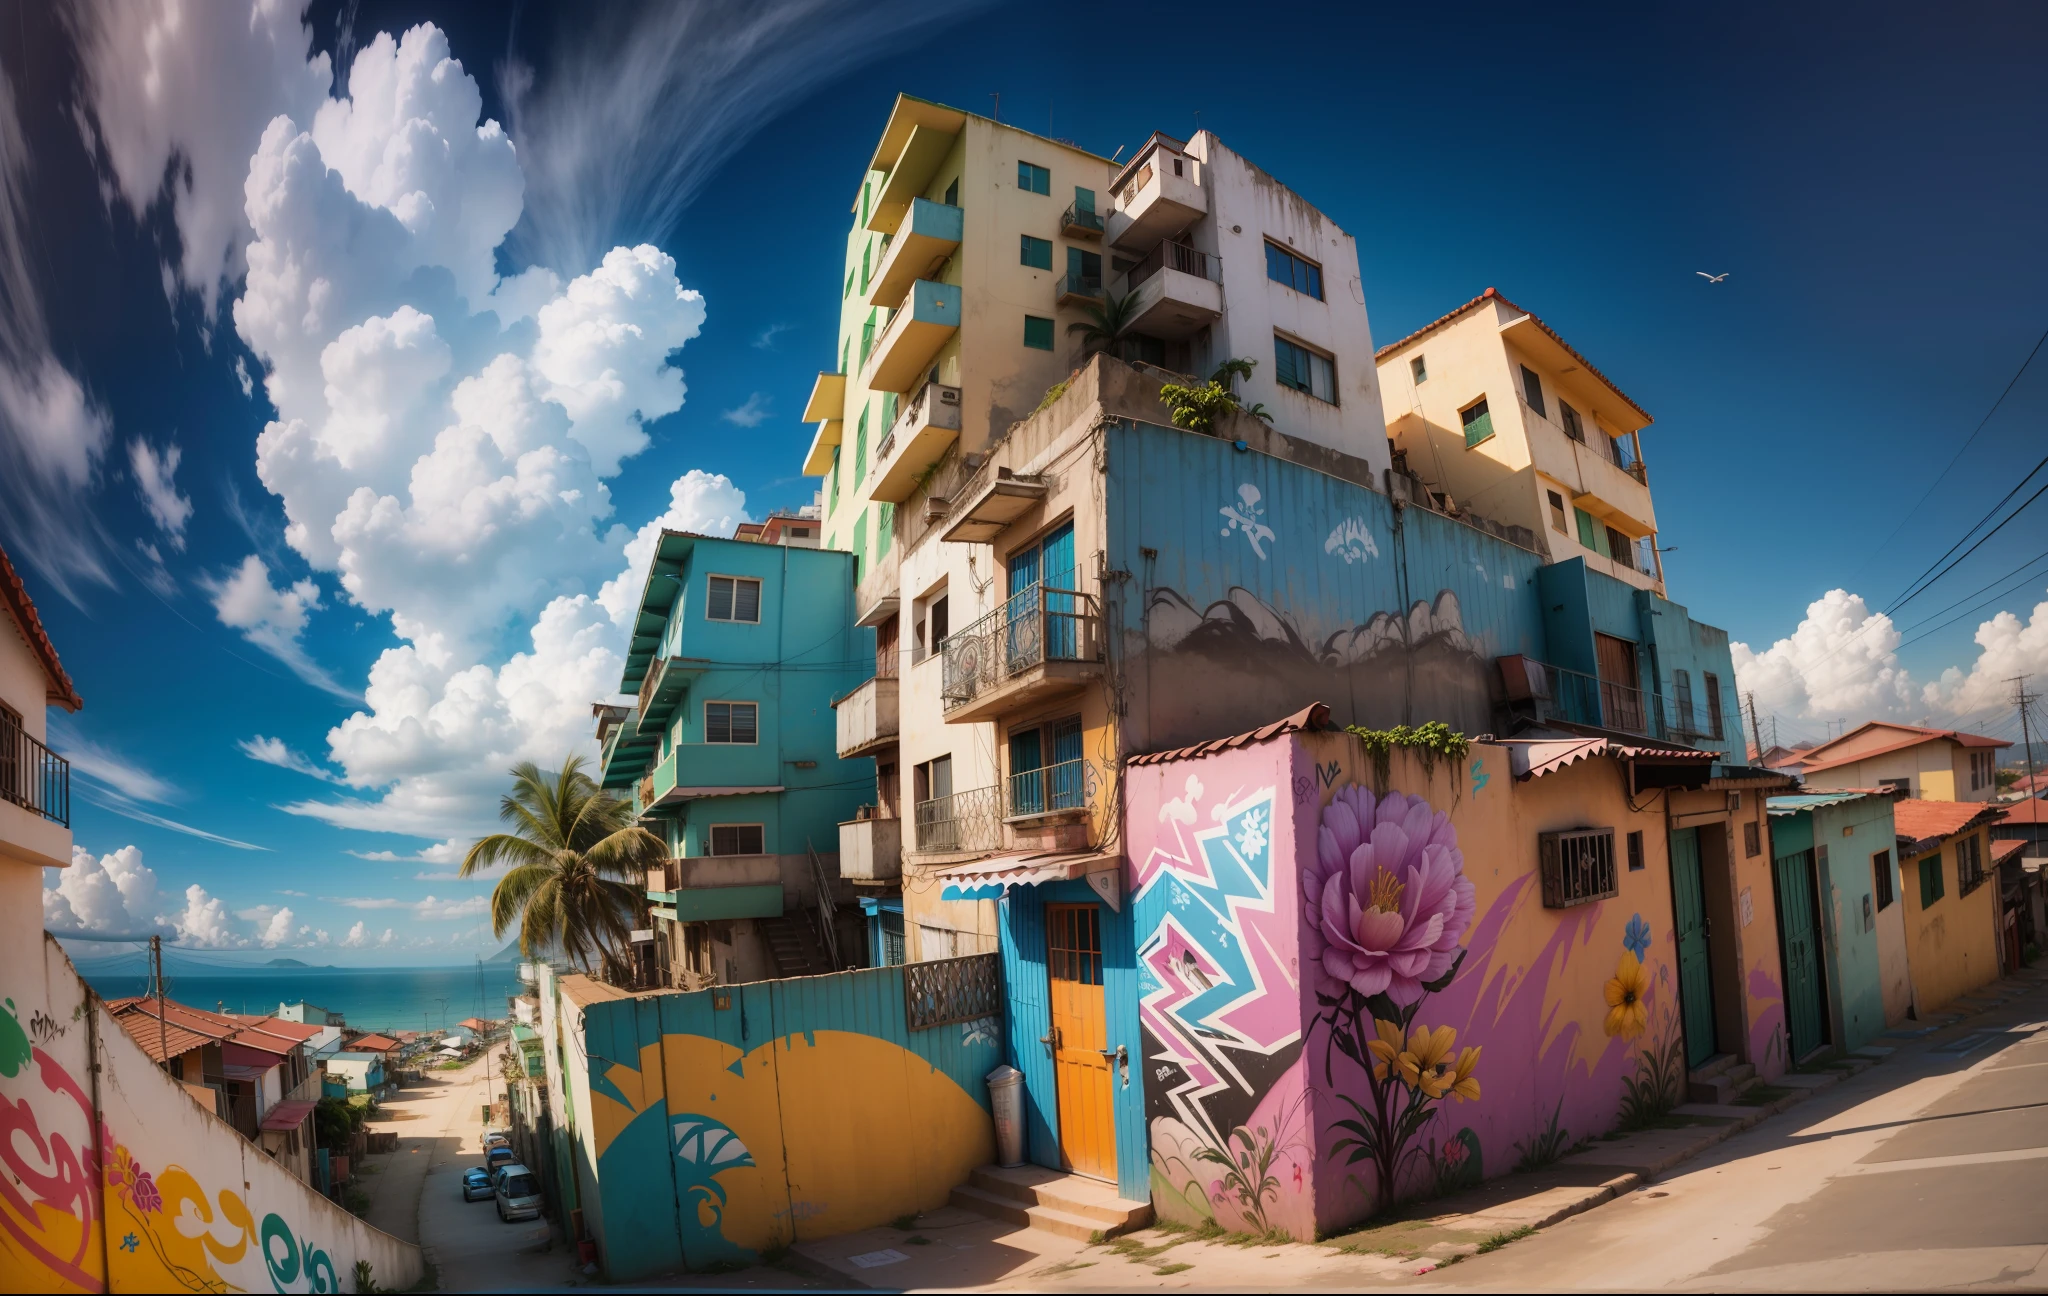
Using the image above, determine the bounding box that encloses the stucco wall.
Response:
[1898,826,2002,1013]
[1129,735,1690,1239]
[2,875,421,1293]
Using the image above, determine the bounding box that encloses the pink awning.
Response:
[1508,737,1716,781]
[260,1099,318,1131]
[934,850,1117,898]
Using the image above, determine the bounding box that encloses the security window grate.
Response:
[1539,827,1618,908]
[1957,833,1986,895]
[904,952,1002,1030]
[1872,849,1894,910]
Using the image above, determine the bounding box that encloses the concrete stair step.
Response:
[947,1184,1112,1241]
[965,1165,1151,1229]
[1686,1055,1746,1105]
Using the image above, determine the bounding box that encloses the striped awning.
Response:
[935,850,1116,900]
[1508,737,1716,781]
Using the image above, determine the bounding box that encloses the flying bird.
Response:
[1696,271,1730,283]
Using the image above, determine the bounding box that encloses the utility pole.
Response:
[2012,675,2040,799]
[149,935,167,1075]
[1747,692,1767,766]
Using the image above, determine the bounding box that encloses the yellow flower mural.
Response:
[1365,1019,1405,1082]
[1604,954,1651,1040]
[1397,1025,1481,1102]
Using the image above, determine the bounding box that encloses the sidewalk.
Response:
[756,963,2048,1292]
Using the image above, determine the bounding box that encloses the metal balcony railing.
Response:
[0,709,68,827]
[940,585,1101,712]
[1057,272,1103,300]
[1127,240,1216,292]
[914,784,1003,853]
[1061,201,1104,236]
[1503,659,1739,748]
[1008,758,1087,819]
[875,381,960,470]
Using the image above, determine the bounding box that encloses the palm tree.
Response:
[1067,291,1143,359]
[459,756,668,982]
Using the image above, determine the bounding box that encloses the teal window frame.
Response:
[1020,234,1054,270]
[1023,314,1054,351]
[1018,161,1050,194]
[1264,240,1325,300]
[1073,185,1096,212]
[1460,398,1494,447]
[1919,852,1944,907]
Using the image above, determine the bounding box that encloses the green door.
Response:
[1774,849,1828,1061]
[1670,828,1717,1069]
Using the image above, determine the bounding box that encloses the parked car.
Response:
[486,1145,516,1172]
[494,1164,542,1222]
[460,1168,494,1202]
[482,1130,509,1149]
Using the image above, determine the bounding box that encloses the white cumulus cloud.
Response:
[341,921,368,948]
[43,845,172,940]
[204,555,356,700]
[171,884,244,949]
[1921,593,2048,717]
[1732,589,1919,725]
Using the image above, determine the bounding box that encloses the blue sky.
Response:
[6,0,2046,963]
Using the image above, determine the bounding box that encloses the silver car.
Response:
[494,1163,542,1222]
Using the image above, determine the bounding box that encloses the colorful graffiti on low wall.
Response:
[1129,732,1693,1239]
[1,930,420,1294]
[566,961,1001,1281]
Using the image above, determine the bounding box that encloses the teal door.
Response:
[1774,849,1828,1060]
[1670,828,1717,1068]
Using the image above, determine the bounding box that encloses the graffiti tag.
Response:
[1218,484,1275,559]
[1470,757,1488,799]
[28,1010,66,1044]
[1318,760,1342,788]
[1323,516,1379,564]
[1291,775,1313,806]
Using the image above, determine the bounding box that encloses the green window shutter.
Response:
[1020,235,1053,270]
[1920,853,1943,906]
[1023,315,1054,350]
[853,511,867,583]
[1575,507,1599,550]
[861,241,871,292]
[882,391,898,431]
[1074,186,1095,213]
[841,337,849,374]
[861,182,870,225]
[852,406,868,486]
[843,266,854,299]
[1460,399,1494,448]
[878,502,895,556]
[829,447,840,510]
[1018,162,1049,194]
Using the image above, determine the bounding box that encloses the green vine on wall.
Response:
[1344,722,1471,796]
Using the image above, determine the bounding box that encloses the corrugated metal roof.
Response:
[1767,791,1885,816]
[260,1099,318,1132]
[1505,736,1716,781]
[1127,703,1333,767]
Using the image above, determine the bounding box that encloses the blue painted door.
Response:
[1050,716,1084,811]
[1670,828,1717,1069]
[1040,521,1076,660]
[1010,728,1044,816]
[1006,538,1041,670]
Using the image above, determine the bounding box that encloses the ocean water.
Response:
[79,963,528,1034]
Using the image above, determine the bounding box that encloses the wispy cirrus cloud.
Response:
[752,322,792,350]
[720,393,770,427]
[326,894,489,920]
[203,556,359,702]
[238,735,343,782]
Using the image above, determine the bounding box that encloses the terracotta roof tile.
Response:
[1892,798,2005,851]
[1127,702,1333,767]
[0,542,81,711]
[1372,287,1651,425]
[1993,837,2028,865]
[1997,798,2048,825]
[1797,721,2010,773]
[347,1033,401,1053]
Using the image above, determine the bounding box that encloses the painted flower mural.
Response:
[1604,953,1651,1039]
[1623,913,1652,961]
[1305,785,1477,1006]
[1313,782,1480,1216]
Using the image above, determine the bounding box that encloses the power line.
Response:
[1887,466,2048,617]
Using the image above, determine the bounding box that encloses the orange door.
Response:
[1046,903,1117,1182]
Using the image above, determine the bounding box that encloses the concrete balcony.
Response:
[645,854,785,922]
[802,371,845,423]
[1117,242,1222,340]
[869,380,963,503]
[834,675,899,759]
[839,816,902,882]
[644,744,786,815]
[1061,200,1104,241]
[801,417,843,475]
[1107,146,1206,252]
[1056,271,1104,308]
[940,586,1104,724]
[867,199,963,308]
[862,280,959,395]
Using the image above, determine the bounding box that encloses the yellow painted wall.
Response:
[1898,826,2002,1013]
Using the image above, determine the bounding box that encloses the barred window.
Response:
[1872,849,1894,910]
[1744,821,1761,858]
[708,824,764,855]
[1957,833,1986,895]
[1539,828,1618,908]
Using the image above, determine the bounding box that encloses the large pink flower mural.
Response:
[1306,785,1477,1006]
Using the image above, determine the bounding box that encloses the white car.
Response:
[494,1163,542,1222]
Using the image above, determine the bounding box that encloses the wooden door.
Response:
[1046,903,1117,1182]
[1670,828,1718,1069]
[1773,849,1828,1060]
[1595,633,1644,732]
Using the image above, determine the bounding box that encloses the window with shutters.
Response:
[1957,832,1986,894]
[1020,235,1053,270]
[1872,849,1895,910]
[1023,315,1054,350]
[1559,400,1585,443]
[1274,334,1336,403]
[1703,672,1725,739]
[709,824,765,855]
[1607,525,1635,569]
[1520,365,1546,417]
[1673,669,1696,734]
[1410,355,1428,384]
[704,701,759,745]
[705,575,761,623]
[1017,161,1050,194]
[1576,507,1604,554]
[1461,398,1493,448]
[852,406,868,485]
[1627,830,1645,872]
[1539,828,1618,908]
[1919,851,1944,907]
[1547,489,1568,534]
[1744,821,1760,858]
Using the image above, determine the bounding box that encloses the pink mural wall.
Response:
[1128,730,1695,1240]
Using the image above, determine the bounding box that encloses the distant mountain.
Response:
[266,958,310,968]
[484,941,524,964]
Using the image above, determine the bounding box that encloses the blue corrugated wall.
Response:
[999,881,1150,1201]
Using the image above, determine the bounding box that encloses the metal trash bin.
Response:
[986,1065,1026,1168]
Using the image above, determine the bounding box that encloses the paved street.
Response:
[1426,968,2048,1292]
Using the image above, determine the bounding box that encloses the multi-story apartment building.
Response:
[1374,288,1665,594]
[596,529,872,987]
[1,543,77,880]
